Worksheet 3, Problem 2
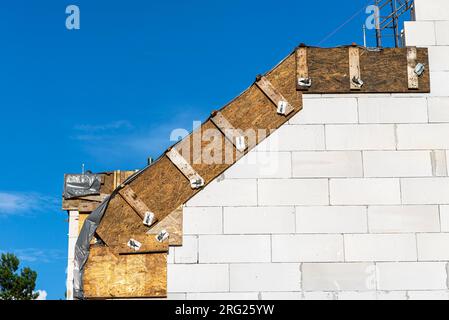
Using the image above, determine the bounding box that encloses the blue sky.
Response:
[0,0,406,299]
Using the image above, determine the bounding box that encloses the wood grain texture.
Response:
[255,76,295,115]
[296,47,309,90]
[147,205,183,246]
[349,47,362,90]
[407,47,419,89]
[118,185,153,221]
[116,234,169,255]
[84,246,167,299]
[210,111,247,152]
[303,47,430,93]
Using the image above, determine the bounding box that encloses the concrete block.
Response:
[326,125,396,151]
[397,124,449,150]
[292,151,363,178]
[436,21,449,45]
[183,207,222,235]
[430,72,449,97]
[431,150,448,176]
[344,234,417,262]
[174,236,198,264]
[224,206,295,234]
[358,97,428,124]
[272,234,344,262]
[302,263,376,291]
[186,179,257,207]
[401,178,449,204]
[368,205,440,233]
[404,21,436,46]
[428,97,449,123]
[414,0,449,21]
[330,178,401,205]
[167,264,229,293]
[441,206,449,232]
[296,206,367,234]
[290,97,358,124]
[417,233,449,261]
[254,125,325,152]
[407,291,449,300]
[186,292,259,300]
[230,263,301,292]
[167,247,175,264]
[337,291,377,300]
[363,151,432,178]
[198,235,271,263]
[224,152,291,179]
[376,291,408,300]
[376,262,447,290]
[258,179,329,206]
[428,47,449,72]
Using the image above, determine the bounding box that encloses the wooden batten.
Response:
[166,148,204,189]
[296,46,310,90]
[118,185,157,225]
[349,46,362,90]
[407,47,419,90]
[255,76,295,116]
[210,111,247,153]
[117,234,169,255]
[147,205,183,246]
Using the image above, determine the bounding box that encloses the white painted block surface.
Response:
[186,292,259,300]
[230,263,301,292]
[417,233,449,261]
[428,47,449,72]
[414,0,449,21]
[254,125,325,151]
[290,97,358,124]
[224,152,291,179]
[292,151,363,178]
[326,125,396,150]
[258,179,329,206]
[337,291,377,300]
[431,150,448,177]
[174,236,198,264]
[430,72,449,97]
[199,235,271,263]
[397,124,449,150]
[344,234,417,262]
[376,291,408,300]
[186,179,257,207]
[404,21,436,46]
[272,234,344,263]
[428,97,449,123]
[167,264,229,293]
[407,291,449,300]
[376,262,448,291]
[260,291,337,300]
[368,205,440,233]
[183,207,223,235]
[436,21,449,46]
[296,206,367,234]
[363,151,432,178]
[302,263,376,291]
[358,97,428,124]
[330,179,401,205]
[441,206,449,232]
[401,178,449,204]
[224,206,295,234]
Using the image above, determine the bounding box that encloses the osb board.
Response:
[147,205,183,246]
[96,157,195,246]
[303,47,430,94]
[78,213,90,234]
[84,246,167,299]
[116,234,169,255]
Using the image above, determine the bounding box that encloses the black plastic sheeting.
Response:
[63,174,102,199]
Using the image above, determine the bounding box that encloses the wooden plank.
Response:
[166,148,204,189]
[255,75,295,116]
[407,47,419,90]
[78,213,90,234]
[147,205,183,246]
[296,46,310,90]
[210,111,247,152]
[84,246,167,299]
[349,47,362,90]
[118,185,156,223]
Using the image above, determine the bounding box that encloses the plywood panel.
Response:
[84,246,167,299]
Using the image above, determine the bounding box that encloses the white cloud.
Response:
[35,290,47,300]
[0,192,58,216]
[1,249,65,264]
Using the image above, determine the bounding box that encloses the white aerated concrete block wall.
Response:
[167,0,449,300]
